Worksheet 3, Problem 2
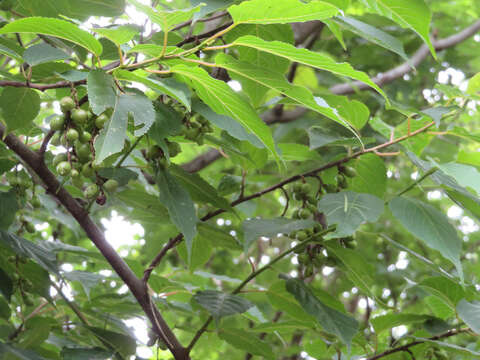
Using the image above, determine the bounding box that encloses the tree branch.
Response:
[0,123,188,360]
[367,328,471,360]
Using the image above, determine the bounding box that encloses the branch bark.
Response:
[0,123,189,360]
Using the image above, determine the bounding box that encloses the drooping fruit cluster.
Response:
[48,96,120,203]
[181,115,213,145]
[7,255,34,306]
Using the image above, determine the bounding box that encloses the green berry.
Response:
[23,294,34,306]
[71,169,80,178]
[324,184,337,193]
[82,163,95,178]
[301,183,311,194]
[299,208,310,219]
[293,183,302,194]
[60,96,75,113]
[50,115,65,131]
[167,142,181,158]
[95,114,109,129]
[103,179,119,193]
[25,222,35,233]
[31,197,41,208]
[304,263,314,277]
[50,132,61,146]
[84,184,99,199]
[76,143,91,163]
[56,161,71,176]
[342,166,357,178]
[52,153,68,167]
[146,145,162,160]
[296,230,308,241]
[79,131,91,143]
[71,109,88,125]
[66,128,79,142]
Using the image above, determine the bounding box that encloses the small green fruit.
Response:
[146,145,162,160]
[342,166,357,178]
[66,128,79,142]
[50,132,61,146]
[52,153,68,167]
[50,116,65,131]
[76,143,91,163]
[324,184,337,193]
[31,197,41,208]
[25,222,36,233]
[298,253,309,265]
[296,230,308,241]
[103,179,119,193]
[56,161,71,176]
[299,208,310,219]
[79,131,91,143]
[82,163,95,178]
[95,113,109,129]
[167,141,181,158]
[71,109,88,124]
[60,96,75,113]
[71,169,80,178]
[84,184,99,199]
[301,183,311,194]
[23,294,34,306]
[292,183,302,194]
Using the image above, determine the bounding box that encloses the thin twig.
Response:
[38,130,55,158]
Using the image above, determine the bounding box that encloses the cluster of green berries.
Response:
[322,165,358,194]
[181,116,213,145]
[7,256,34,306]
[50,97,118,202]
[291,182,317,219]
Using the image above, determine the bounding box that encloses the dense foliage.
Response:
[0,0,480,359]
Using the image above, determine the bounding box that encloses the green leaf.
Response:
[114,69,191,111]
[215,53,349,127]
[278,143,322,162]
[63,271,105,299]
[318,191,384,237]
[177,234,212,271]
[371,313,433,334]
[148,102,183,144]
[94,92,155,164]
[228,0,339,24]
[0,190,18,230]
[389,197,463,280]
[350,153,387,198]
[194,290,253,319]
[0,296,10,319]
[0,87,40,131]
[197,223,241,250]
[94,25,138,45]
[0,343,47,360]
[97,167,137,186]
[0,231,58,274]
[192,99,262,147]
[218,328,274,360]
[128,0,202,31]
[251,320,312,333]
[172,65,280,163]
[87,69,117,116]
[169,164,233,212]
[60,347,113,360]
[335,16,407,61]
[0,268,13,301]
[325,243,379,303]
[457,299,480,334]
[0,17,102,56]
[23,43,69,66]
[242,218,315,252]
[323,95,370,131]
[308,126,361,149]
[155,168,197,259]
[411,337,480,356]
[434,162,480,195]
[284,277,358,349]
[467,72,480,95]
[87,326,136,358]
[231,35,388,101]
[418,277,467,309]
[363,0,435,58]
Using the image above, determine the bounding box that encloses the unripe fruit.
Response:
[76,143,91,163]
[71,169,80,178]
[66,128,79,142]
[52,153,68,167]
[301,183,311,194]
[95,114,109,129]
[23,294,34,306]
[84,184,99,199]
[103,179,119,193]
[50,132,61,146]
[71,109,88,125]
[60,96,75,113]
[293,183,302,193]
[31,197,41,208]
[304,263,314,277]
[299,208,310,219]
[50,116,65,131]
[82,163,95,178]
[56,161,71,176]
[298,253,309,265]
[25,222,35,233]
[342,166,357,178]
[324,184,337,193]
[167,142,181,158]
[146,145,162,160]
[296,230,308,241]
[79,131,91,143]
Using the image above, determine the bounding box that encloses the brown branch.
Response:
[171,11,228,32]
[0,123,189,360]
[367,328,471,360]
[176,22,233,47]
